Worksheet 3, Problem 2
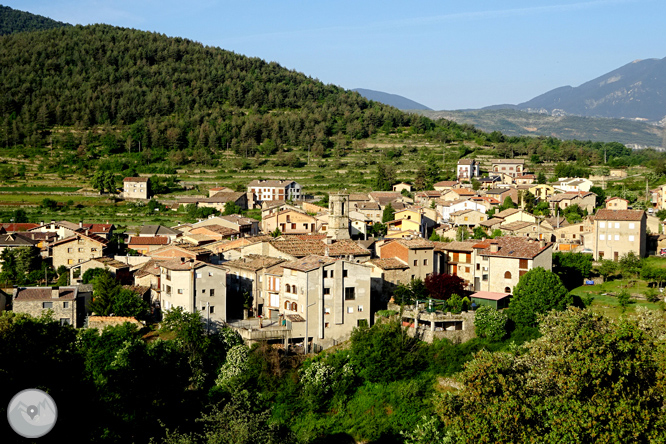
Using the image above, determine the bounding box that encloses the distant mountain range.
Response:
[484,57,666,124]
[352,88,432,110]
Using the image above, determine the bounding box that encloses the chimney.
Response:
[189,259,194,269]
[180,257,185,264]
[539,239,546,248]
[79,221,83,228]
[489,241,499,253]
[325,246,329,257]
[51,287,59,299]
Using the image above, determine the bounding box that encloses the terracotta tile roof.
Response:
[135,260,163,277]
[349,193,371,201]
[435,240,476,252]
[129,236,170,245]
[369,258,409,270]
[0,223,39,232]
[218,214,257,226]
[358,202,381,210]
[433,180,459,188]
[223,255,285,272]
[494,208,521,218]
[594,209,645,221]
[500,221,535,231]
[450,209,477,217]
[458,158,476,165]
[207,236,272,253]
[493,159,525,164]
[14,286,77,301]
[124,177,149,182]
[286,314,305,322]
[477,236,552,259]
[415,191,442,197]
[270,238,370,258]
[140,225,181,236]
[396,238,435,249]
[190,225,239,237]
[159,258,225,271]
[88,316,143,329]
[281,255,337,272]
[479,218,504,228]
[203,192,246,203]
[91,257,130,269]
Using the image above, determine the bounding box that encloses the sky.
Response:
[6,0,666,110]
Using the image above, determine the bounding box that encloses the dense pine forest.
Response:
[0,5,70,36]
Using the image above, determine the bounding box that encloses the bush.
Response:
[474,306,508,342]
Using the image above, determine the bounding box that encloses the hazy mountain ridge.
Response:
[417,108,665,148]
[485,57,666,123]
[352,88,432,110]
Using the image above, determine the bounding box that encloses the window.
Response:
[209,306,215,314]
[600,222,606,228]
[67,247,73,253]
[330,271,334,278]
[324,307,331,315]
[504,271,512,279]
[67,259,74,265]
[476,263,480,271]
[60,318,71,326]
[42,302,53,309]
[166,285,172,295]
[284,301,290,309]
[343,270,348,278]
[482,274,488,281]
[504,287,511,293]
[324,288,330,295]
[78,248,84,252]
[600,234,605,241]
[292,303,297,311]
[323,270,328,278]
[358,305,363,312]
[519,259,528,269]
[519,270,528,278]
[91,248,97,252]
[63,302,69,308]
[285,284,291,293]
[614,235,619,241]
[465,267,470,273]
[210,289,215,297]
[629,235,635,242]
[615,223,620,229]
[599,251,604,259]
[166,270,171,280]
[345,287,355,300]
[423,259,428,266]
[347,306,354,314]
[629,223,635,230]
[414,260,418,266]
[209,272,213,277]
[325,322,330,328]
[178,289,183,294]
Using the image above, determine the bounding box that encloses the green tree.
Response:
[552,252,593,290]
[508,267,571,327]
[375,163,396,191]
[82,267,108,284]
[438,308,666,442]
[536,172,547,184]
[223,202,243,215]
[382,203,395,223]
[474,306,508,341]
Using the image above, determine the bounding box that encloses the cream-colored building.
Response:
[494,208,537,224]
[605,197,629,210]
[160,259,228,331]
[378,238,437,281]
[262,209,317,235]
[491,159,525,177]
[529,184,556,201]
[589,209,646,261]
[51,232,109,269]
[123,177,151,200]
[280,255,372,348]
[449,209,487,227]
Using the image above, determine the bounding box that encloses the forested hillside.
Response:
[0,25,432,155]
[0,5,70,36]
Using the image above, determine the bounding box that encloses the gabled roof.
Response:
[140,225,182,236]
[203,192,246,203]
[0,233,39,247]
[51,232,108,247]
[457,158,476,165]
[494,208,521,219]
[500,221,535,231]
[471,291,511,301]
[223,255,286,272]
[369,258,409,270]
[492,159,525,165]
[269,238,370,258]
[433,240,476,253]
[159,258,225,271]
[247,179,296,188]
[477,236,552,259]
[124,177,149,182]
[0,223,39,232]
[594,209,645,221]
[479,218,504,228]
[281,255,337,272]
[14,286,78,301]
[433,180,459,188]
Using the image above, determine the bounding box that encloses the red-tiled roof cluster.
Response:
[594,209,645,221]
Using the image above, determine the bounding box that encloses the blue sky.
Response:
[6,0,665,110]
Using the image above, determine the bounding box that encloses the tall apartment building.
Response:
[123,177,151,200]
[590,209,646,261]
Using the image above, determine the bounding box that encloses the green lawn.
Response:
[571,279,663,319]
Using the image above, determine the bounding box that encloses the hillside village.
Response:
[2,157,662,352]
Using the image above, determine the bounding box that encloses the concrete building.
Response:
[123,177,151,200]
[590,209,646,261]
[159,258,228,331]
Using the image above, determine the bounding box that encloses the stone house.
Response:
[367,258,411,303]
[484,187,518,205]
[196,192,248,212]
[262,209,317,235]
[51,232,109,269]
[433,180,460,192]
[188,225,239,241]
[194,215,259,237]
[69,257,131,285]
[0,233,40,263]
[377,238,437,281]
[208,186,235,197]
[223,255,286,319]
[123,177,151,200]
[12,286,90,327]
[548,192,597,214]
[159,258,228,331]
[606,197,629,210]
[138,225,182,242]
[392,182,412,193]
[280,255,372,348]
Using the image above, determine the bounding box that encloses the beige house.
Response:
[197,192,248,212]
[491,159,525,177]
[529,184,556,201]
[208,186,235,197]
[51,232,109,269]
[193,215,259,237]
[159,259,228,331]
[127,236,170,255]
[262,209,317,235]
[433,181,460,192]
[494,208,537,224]
[12,286,90,327]
[449,209,487,227]
[590,209,646,261]
[367,258,411,301]
[549,192,597,214]
[378,238,437,281]
[280,255,372,348]
[123,177,151,200]
[606,197,629,210]
[392,182,412,193]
